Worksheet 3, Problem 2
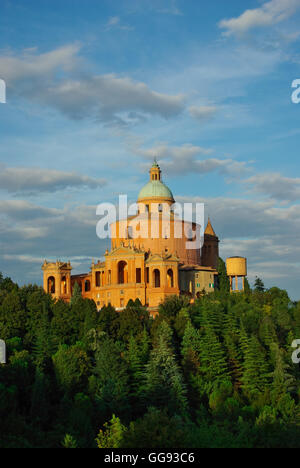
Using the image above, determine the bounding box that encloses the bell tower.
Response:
[149,159,161,181]
[42,260,72,300]
[201,218,219,269]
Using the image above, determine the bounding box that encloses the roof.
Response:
[205,218,217,236]
[138,180,174,201]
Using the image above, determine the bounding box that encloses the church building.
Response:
[42,162,245,312]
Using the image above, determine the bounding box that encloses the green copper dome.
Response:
[138,180,174,201]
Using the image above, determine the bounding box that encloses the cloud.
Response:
[219,0,300,36]
[105,16,134,31]
[133,143,249,177]
[0,165,107,194]
[0,45,185,124]
[245,172,300,202]
[39,75,185,122]
[189,105,218,122]
[0,44,81,83]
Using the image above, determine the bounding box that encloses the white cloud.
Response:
[189,105,218,122]
[0,164,107,194]
[133,143,249,177]
[0,45,184,124]
[245,172,300,201]
[40,75,185,122]
[219,0,300,36]
[105,16,134,31]
[0,44,80,83]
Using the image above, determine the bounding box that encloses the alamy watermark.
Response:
[0,339,6,364]
[96,195,205,250]
[0,79,6,104]
[291,79,300,104]
[292,339,300,364]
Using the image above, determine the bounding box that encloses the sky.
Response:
[0,0,300,299]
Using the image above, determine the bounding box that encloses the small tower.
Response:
[149,159,161,181]
[226,257,247,292]
[201,218,219,269]
[42,260,72,300]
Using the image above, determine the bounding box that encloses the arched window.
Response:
[96,271,101,287]
[118,261,128,284]
[85,280,91,292]
[61,275,67,294]
[167,269,174,288]
[47,276,55,294]
[153,269,160,288]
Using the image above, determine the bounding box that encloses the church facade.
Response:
[42,162,228,312]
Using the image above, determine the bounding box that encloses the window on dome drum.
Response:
[136,268,141,283]
[96,271,101,287]
[158,204,163,212]
[167,269,174,288]
[85,280,91,292]
[153,269,161,288]
[61,275,67,294]
[118,261,128,284]
[47,276,55,294]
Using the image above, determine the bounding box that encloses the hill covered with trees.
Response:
[0,267,300,448]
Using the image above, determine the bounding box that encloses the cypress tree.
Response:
[242,335,270,398]
[144,328,187,415]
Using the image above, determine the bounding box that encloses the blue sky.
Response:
[0,0,300,298]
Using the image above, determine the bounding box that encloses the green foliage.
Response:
[0,270,300,448]
[53,344,90,395]
[254,277,265,292]
[96,414,127,448]
[70,282,82,305]
[62,433,78,448]
[217,257,230,294]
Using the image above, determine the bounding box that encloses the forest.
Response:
[0,259,300,448]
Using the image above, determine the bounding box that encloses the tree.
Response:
[62,433,78,448]
[91,337,129,419]
[217,258,230,293]
[0,290,26,340]
[122,408,188,448]
[269,344,296,410]
[199,325,230,392]
[144,326,187,415]
[242,335,270,399]
[70,282,81,305]
[32,306,56,370]
[53,344,90,395]
[96,415,127,448]
[254,277,265,293]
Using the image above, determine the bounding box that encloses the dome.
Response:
[138,180,174,201]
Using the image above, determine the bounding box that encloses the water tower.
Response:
[226,257,247,292]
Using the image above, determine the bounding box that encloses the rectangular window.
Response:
[146,267,149,283]
[136,268,141,283]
